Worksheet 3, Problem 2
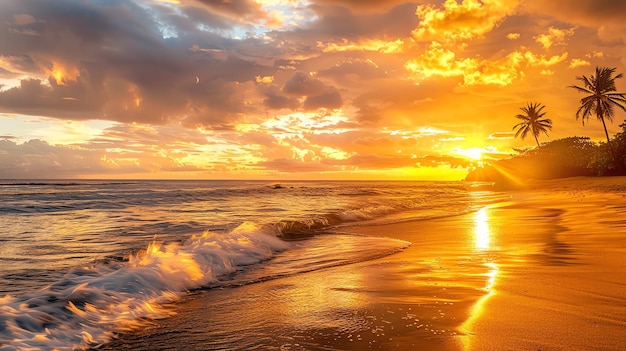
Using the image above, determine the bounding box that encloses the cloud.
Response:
[0,139,109,178]
[522,0,626,44]
[404,0,581,87]
[412,0,519,43]
[263,92,300,110]
[193,0,269,24]
[284,2,418,45]
[256,158,329,173]
[0,0,286,127]
[507,33,520,40]
[317,58,387,80]
[283,71,328,96]
[405,42,568,86]
[0,0,625,180]
[0,0,424,130]
[569,58,591,69]
[534,26,576,49]
[0,78,104,118]
[281,71,343,110]
[303,89,342,110]
[317,38,407,53]
[308,0,412,13]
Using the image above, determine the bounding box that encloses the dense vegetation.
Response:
[466,120,626,185]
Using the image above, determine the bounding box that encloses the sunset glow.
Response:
[1,0,625,180]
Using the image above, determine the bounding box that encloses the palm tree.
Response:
[513,102,552,147]
[569,66,626,169]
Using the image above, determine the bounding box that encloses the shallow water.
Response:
[0,180,502,350]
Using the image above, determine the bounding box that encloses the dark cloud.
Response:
[318,58,388,81]
[281,70,343,110]
[522,0,626,43]
[304,89,342,110]
[523,0,626,26]
[0,139,107,178]
[193,0,268,24]
[0,0,280,127]
[0,0,415,129]
[302,2,419,40]
[0,78,103,118]
[283,71,328,96]
[309,0,417,13]
[263,93,300,110]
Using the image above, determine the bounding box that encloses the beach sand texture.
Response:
[102,178,626,351]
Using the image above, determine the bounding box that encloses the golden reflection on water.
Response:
[277,267,365,330]
[459,207,499,350]
[474,207,490,250]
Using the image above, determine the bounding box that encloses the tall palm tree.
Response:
[569,66,626,168]
[513,102,552,147]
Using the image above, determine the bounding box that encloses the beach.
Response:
[100,177,626,351]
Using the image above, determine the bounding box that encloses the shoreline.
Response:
[100,179,626,350]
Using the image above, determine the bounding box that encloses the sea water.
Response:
[0,180,500,350]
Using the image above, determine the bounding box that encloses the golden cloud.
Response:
[585,51,604,58]
[41,61,80,86]
[569,58,590,69]
[534,26,576,49]
[412,0,519,43]
[506,33,521,40]
[405,42,568,86]
[317,39,407,54]
[255,75,274,84]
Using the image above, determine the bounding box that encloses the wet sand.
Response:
[102,177,626,351]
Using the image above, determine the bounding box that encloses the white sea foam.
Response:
[0,223,290,351]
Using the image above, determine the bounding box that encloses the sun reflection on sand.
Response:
[458,207,499,350]
[474,207,490,250]
[273,268,366,331]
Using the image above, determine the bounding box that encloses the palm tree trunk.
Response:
[534,135,540,147]
[601,117,622,172]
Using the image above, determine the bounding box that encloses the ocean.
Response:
[0,180,502,350]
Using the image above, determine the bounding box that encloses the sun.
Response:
[465,147,484,160]
[454,147,484,161]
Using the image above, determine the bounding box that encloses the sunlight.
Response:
[458,261,499,350]
[466,148,484,161]
[474,207,490,250]
[318,38,407,53]
[13,118,115,145]
[458,207,499,350]
[42,61,79,86]
[261,110,352,136]
[454,147,484,161]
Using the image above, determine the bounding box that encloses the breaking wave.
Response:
[0,222,409,351]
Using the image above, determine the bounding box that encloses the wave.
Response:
[0,222,409,351]
[261,199,464,239]
[0,181,137,187]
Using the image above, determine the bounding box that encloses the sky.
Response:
[1,0,625,180]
